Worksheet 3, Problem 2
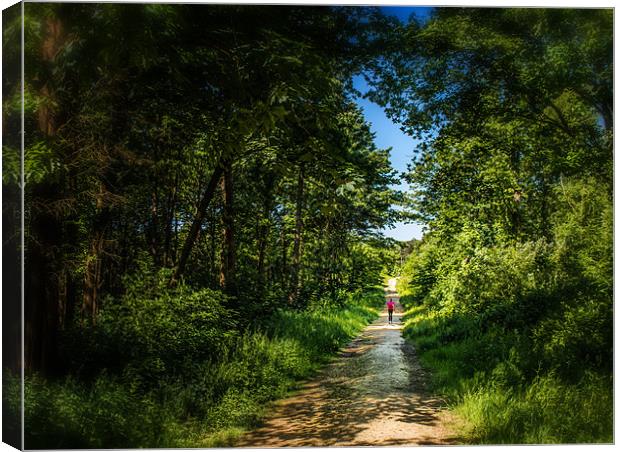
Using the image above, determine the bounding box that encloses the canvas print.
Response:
[1,2,613,448]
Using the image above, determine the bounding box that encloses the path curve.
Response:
[235,292,460,447]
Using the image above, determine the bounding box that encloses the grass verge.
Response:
[402,304,613,444]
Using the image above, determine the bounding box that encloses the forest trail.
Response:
[235,292,461,447]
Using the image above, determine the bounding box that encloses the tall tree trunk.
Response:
[24,14,65,374]
[174,205,179,266]
[61,204,79,327]
[209,205,218,288]
[219,159,236,295]
[149,189,161,266]
[510,149,522,238]
[25,185,62,374]
[288,163,305,303]
[257,216,269,289]
[280,221,288,286]
[540,175,550,239]
[257,174,275,289]
[38,17,63,136]
[163,175,178,267]
[170,162,224,285]
[82,184,110,325]
[3,183,21,373]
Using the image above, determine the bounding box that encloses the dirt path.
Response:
[235,293,461,447]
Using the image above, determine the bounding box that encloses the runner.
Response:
[386,298,395,324]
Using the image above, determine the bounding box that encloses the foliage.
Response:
[10,290,384,448]
[380,8,612,444]
[402,303,612,444]
[399,177,612,443]
[456,371,612,444]
[2,7,397,448]
[3,4,613,447]
[4,3,397,377]
[61,270,237,385]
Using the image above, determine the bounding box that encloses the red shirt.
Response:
[387,301,395,310]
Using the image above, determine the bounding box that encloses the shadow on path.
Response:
[235,293,462,447]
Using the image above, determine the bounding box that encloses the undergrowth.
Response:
[398,179,612,444]
[402,304,613,444]
[6,288,384,448]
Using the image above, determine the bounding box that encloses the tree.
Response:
[14,3,398,373]
[366,7,611,242]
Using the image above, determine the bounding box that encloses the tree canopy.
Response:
[2,3,399,373]
[1,4,613,447]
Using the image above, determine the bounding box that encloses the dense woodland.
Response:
[3,4,399,447]
[2,4,613,447]
[385,8,613,443]
[3,3,397,371]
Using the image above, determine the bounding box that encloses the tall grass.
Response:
[402,304,613,444]
[8,289,384,448]
[456,371,612,444]
[398,182,612,444]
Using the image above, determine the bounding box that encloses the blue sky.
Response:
[380,5,434,24]
[353,77,425,242]
[353,7,432,242]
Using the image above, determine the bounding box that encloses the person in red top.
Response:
[386,298,395,324]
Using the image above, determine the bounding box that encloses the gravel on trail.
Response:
[235,292,461,447]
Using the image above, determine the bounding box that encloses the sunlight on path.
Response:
[235,290,460,447]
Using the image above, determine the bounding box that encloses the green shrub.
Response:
[18,289,383,448]
[18,373,180,449]
[2,372,21,443]
[550,177,613,297]
[397,235,441,304]
[403,304,612,444]
[62,275,237,385]
[532,297,612,378]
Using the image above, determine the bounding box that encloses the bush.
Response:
[403,305,612,444]
[18,289,383,448]
[397,235,441,304]
[399,177,613,443]
[456,372,612,444]
[550,177,613,297]
[532,297,612,378]
[16,373,180,449]
[434,239,553,329]
[62,273,237,384]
